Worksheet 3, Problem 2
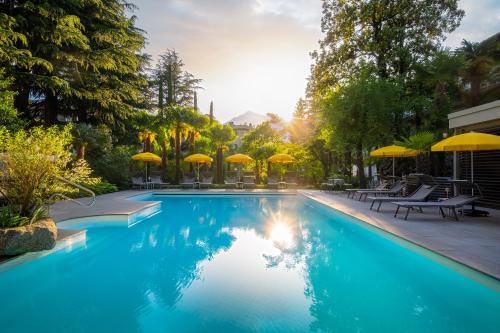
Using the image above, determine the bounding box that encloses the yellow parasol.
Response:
[184,153,213,164]
[432,132,500,196]
[225,154,254,164]
[225,154,254,183]
[431,132,500,152]
[131,152,161,163]
[370,145,418,177]
[268,153,295,164]
[131,152,161,182]
[184,154,213,181]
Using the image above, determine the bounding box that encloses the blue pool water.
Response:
[0,194,499,333]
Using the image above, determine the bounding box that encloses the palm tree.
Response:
[459,39,495,106]
[209,123,236,184]
[138,129,156,152]
[160,106,208,184]
[395,131,436,173]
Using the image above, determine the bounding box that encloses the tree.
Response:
[322,68,400,186]
[459,39,497,106]
[395,131,436,173]
[153,49,202,108]
[209,123,236,184]
[241,122,282,183]
[160,106,208,184]
[0,0,149,132]
[310,0,463,95]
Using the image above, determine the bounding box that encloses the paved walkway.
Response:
[48,189,500,279]
[300,190,500,279]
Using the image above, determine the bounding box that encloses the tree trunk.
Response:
[161,140,168,182]
[470,79,481,106]
[175,125,181,184]
[255,161,261,184]
[188,132,195,172]
[77,145,86,160]
[44,91,58,125]
[355,142,366,187]
[216,147,223,184]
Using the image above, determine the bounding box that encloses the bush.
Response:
[0,126,74,217]
[86,182,118,195]
[89,145,137,189]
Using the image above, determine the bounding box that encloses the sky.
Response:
[133,0,500,123]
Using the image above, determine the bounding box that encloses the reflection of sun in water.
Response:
[269,222,295,250]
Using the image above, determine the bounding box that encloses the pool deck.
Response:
[15,189,500,279]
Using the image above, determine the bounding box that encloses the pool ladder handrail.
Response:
[46,176,96,216]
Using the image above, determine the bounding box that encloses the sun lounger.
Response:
[181,174,198,189]
[243,176,256,189]
[356,181,402,201]
[393,195,480,221]
[225,172,239,188]
[150,175,170,189]
[131,177,148,189]
[368,184,437,212]
[200,174,213,189]
[346,180,388,199]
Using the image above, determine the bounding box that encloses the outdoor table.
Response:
[236,181,244,189]
[278,181,287,189]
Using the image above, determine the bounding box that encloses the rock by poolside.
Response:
[0,218,57,256]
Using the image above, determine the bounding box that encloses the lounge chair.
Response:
[284,172,298,188]
[131,176,148,189]
[356,181,403,201]
[393,195,480,221]
[181,173,198,189]
[200,173,213,189]
[267,174,280,188]
[225,172,239,188]
[321,178,335,190]
[368,184,437,212]
[150,175,170,189]
[346,180,388,199]
[242,175,256,188]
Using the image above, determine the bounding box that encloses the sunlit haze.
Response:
[133,0,500,122]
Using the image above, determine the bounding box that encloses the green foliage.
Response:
[0,1,149,131]
[395,132,437,154]
[0,125,73,216]
[322,68,401,151]
[90,145,137,189]
[0,206,48,229]
[85,182,118,196]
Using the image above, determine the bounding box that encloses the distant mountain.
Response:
[226,111,269,126]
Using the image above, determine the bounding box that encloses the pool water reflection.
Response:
[0,195,498,333]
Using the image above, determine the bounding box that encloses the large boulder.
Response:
[0,218,57,256]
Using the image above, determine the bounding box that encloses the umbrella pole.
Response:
[471,151,474,196]
[392,157,395,177]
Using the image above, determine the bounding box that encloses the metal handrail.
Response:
[46,176,96,216]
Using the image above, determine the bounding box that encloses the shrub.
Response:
[0,126,74,217]
[89,145,137,189]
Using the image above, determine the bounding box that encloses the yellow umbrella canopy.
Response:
[431,132,500,152]
[131,152,161,164]
[225,154,254,164]
[184,153,213,164]
[268,153,295,164]
[370,145,417,177]
[432,132,500,195]
[370,145,418,158]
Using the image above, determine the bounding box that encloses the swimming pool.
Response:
[0,194,498,332]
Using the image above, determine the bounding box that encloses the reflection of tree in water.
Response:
[127,197,238,311]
